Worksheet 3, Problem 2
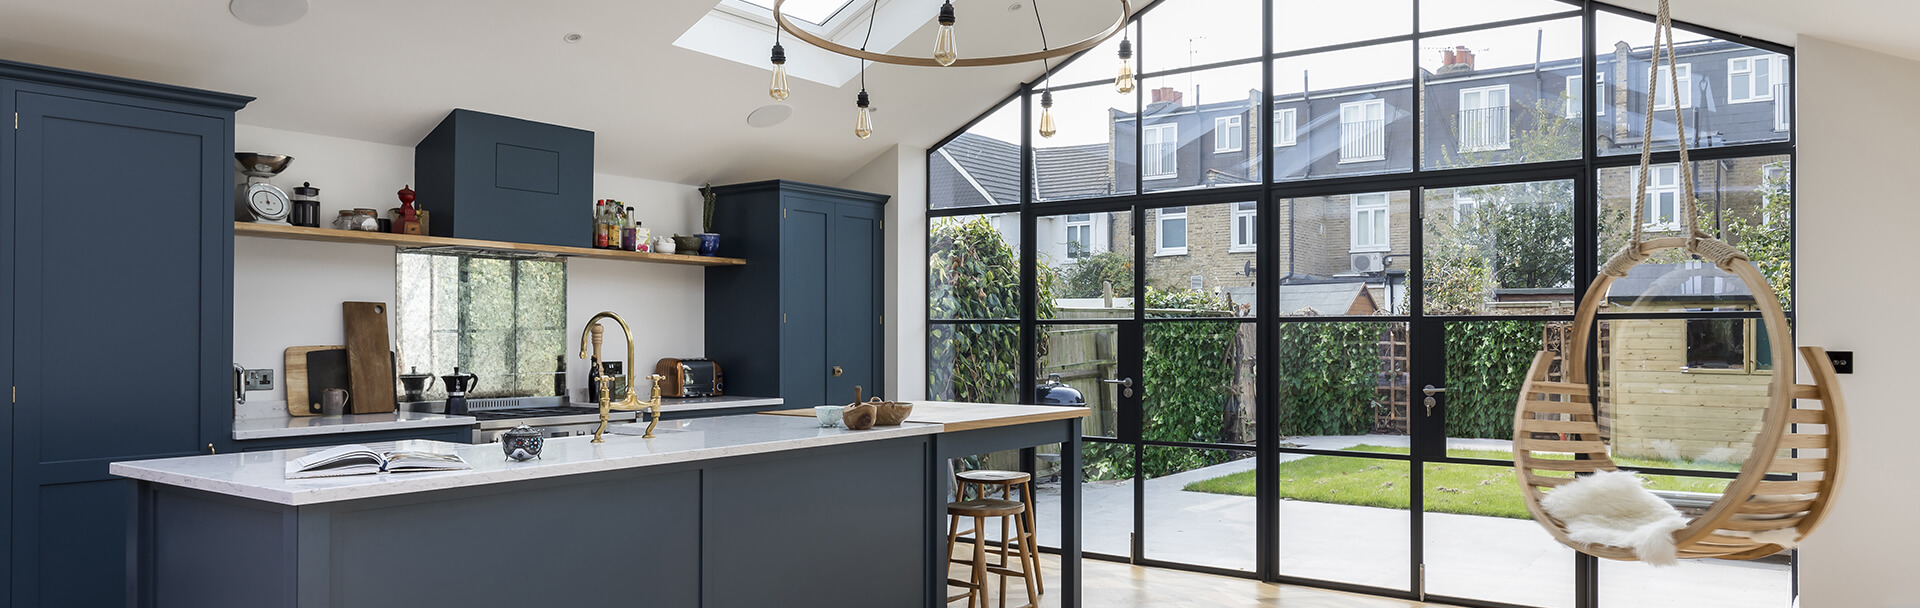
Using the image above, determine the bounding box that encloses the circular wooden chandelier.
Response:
[771,0,1132,68]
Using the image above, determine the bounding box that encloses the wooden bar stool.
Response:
[945,498,1038,608]
[951,469,1043,600]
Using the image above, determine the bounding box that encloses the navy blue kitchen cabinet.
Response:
[0,60,248,607]
[414,109,594,248]
[705,181,889,409]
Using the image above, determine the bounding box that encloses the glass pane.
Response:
[1596,156,1792,311]
[1137,64,1265,193]
[1140,0,1262,72]
[1143,201,1259,316]
[927,323,1021,403]
[1035,85,1134,201]
[1143,320,1257,445]
[395,253,566,400]
[1596,317,1774,471]
[1036,441,1135,558]
[1442,320,1563,462]
[1272,42,1416,181]
[1595,12,1792,156]
[741,0,855,25]
[1039,324,1122,438]
[1047,22,1138,88]
[1274,453,1412,590]
[1423,180,1576,316]
[1276,322,1410,438]
[1145,446,1257,571]
[1273,0,1411,53]
[1423,461,1576,608]
[1421,0,1577,32]
[1278,191,1411,316]
[929,214,1023,320]
[930,100,1020,209]
[1040,210,1135,320]
[1422,18,1583,170]
[1600,552,1793,607]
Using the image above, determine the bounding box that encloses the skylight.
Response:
[739,0,860,25]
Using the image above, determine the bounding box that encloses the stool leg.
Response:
[1021,482,1043,596]
[1014,506,1040,608]
[972,515,989,608]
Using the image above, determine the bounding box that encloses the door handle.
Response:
[1422,385,1445,417]
[1101,377,1133,388]
[832,366,844,377]
[1422,385,1447,396]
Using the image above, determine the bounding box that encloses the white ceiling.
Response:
[0,0,1908,186]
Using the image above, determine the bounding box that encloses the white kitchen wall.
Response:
[233,124,707,406]
[838,145,928,402]
[1792,37,1920,608]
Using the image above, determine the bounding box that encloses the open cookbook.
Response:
[284,444,471,479]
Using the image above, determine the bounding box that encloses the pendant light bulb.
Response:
[768,43,791,100]
[1038,90,1057,139]
[854,90,874,139]
[933,1,959,66]
[1115,38,1136,94]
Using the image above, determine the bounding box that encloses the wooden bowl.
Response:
[841,403,878,430]
[875,400,913,426]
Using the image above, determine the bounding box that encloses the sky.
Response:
[959,0,1724,148]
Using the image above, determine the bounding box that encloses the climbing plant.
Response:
[1442,320,1546,439]
[926,216,1055,403]
[1056,250,1134,299]
[1082,287,1245,478]
[1274,323,1390,436]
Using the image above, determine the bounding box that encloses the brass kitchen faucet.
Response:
[579,311,666,442]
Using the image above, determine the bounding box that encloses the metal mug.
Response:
[320,388,349,417]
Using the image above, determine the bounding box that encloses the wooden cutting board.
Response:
[284,345,343,416]
[342,302,398,414]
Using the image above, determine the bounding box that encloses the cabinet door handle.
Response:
[832,366,844,377]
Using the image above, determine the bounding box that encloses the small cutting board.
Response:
[342,302,398,414]
[284,345,343,416]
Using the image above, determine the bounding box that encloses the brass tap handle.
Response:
[592,374,614,443]
[589,324,606,367]
[641,374,667,438]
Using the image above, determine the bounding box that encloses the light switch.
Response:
[1826,351,1854,374]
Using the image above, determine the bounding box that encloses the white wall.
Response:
[1792,37,1920,608]
[838,145,927,402]
[233,124,707,405]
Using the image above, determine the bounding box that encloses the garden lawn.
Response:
[1181,445,1736,519]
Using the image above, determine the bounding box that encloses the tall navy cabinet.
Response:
[0,61,248,606]
[706,181,888,409]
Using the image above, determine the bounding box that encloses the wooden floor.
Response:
[949,553,1434,608]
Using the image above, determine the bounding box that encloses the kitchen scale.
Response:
[235,152,295,224]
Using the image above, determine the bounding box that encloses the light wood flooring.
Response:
[948,553,1434,608]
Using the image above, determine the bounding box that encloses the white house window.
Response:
[1350,193,1390,253]
[1654,63,1693,110]
[1633,164,1682,231]
[1729,55,1781,103]
[1065,213,1094,258]
[1339,99,1386,163]
[1459,85,1511,152]
[1214,115,1243,152]
[1452,192,1480,225]
[1272,108,1298,147]
[1567,73,1605,118]
[1156,206,1188,256]
[1144,123,1178,179]
[1229,202,1257,252]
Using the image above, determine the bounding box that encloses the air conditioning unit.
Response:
[1350,252,1384,274]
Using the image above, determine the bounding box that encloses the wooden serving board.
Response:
[342,302,398,414]
[284,345,343,416]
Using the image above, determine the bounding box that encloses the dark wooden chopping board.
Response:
[342,302,398,414]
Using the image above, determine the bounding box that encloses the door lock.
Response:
[832,366,844,377]
[1102,377,1134,398]
[1422,385,1446,417]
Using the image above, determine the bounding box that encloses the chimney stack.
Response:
[1452,46,1475,70]
[1151,86,1183,106]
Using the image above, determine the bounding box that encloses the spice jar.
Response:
[352,208,380,231]
[332,210,357,230]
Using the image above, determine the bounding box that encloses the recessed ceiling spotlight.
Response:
[564,33,585,43]
[1007,2,1024,11]
[747,104,793,128]
[228,0,309,27]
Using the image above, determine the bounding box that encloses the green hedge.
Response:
[1275,323,1388,436]
[1443,320,1545,439]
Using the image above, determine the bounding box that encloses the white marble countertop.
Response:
[116,414,940,506]
[231,410,478,441]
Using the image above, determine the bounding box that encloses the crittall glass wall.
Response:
[927,1,1795,606]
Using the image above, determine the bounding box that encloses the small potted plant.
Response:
[696,182,720,256]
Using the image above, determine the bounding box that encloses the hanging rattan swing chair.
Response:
[1510,0,1846,562]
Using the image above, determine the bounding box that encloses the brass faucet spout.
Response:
[579,312,666,442]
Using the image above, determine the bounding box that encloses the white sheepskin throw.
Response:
[1539,470,1688,566]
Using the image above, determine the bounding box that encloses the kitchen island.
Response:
[113,403,1085,608]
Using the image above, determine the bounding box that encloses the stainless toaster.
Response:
[654,358,723,397]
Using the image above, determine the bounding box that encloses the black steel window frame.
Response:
[925,1,1797,606]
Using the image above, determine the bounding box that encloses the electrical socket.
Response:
[242,369,275,391]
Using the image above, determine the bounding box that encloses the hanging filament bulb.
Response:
[933,1,958,66]
[1038,90,1057,138]
[1115,37,1136,94]
[854,90,874,139]
[769,43,791,100]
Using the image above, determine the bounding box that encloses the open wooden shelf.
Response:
[234,222,746,267]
